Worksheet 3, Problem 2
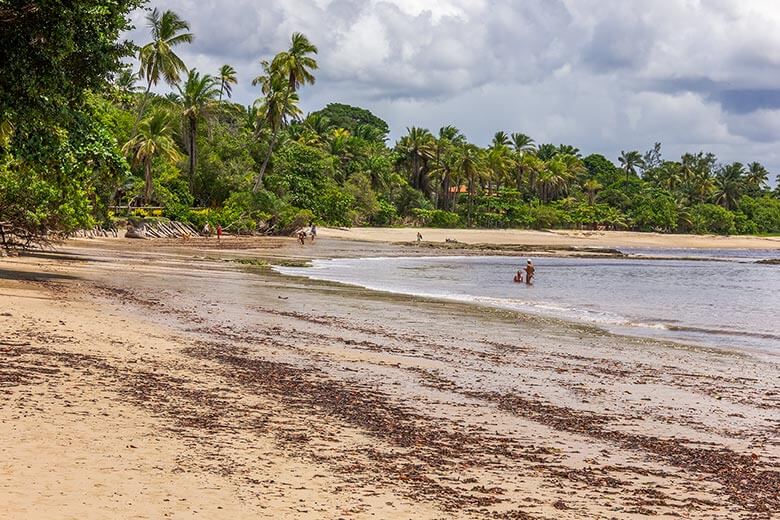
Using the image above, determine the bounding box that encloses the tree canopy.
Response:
[1,3,779,250]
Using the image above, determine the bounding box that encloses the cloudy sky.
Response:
[125,0,780,181]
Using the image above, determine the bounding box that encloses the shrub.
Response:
[690,204,736,234]
[411,208,462,228]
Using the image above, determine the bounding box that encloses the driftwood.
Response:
[124,220,199,239]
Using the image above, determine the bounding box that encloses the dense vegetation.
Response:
[2,3,780,247]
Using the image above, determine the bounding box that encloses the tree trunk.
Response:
[443,172,451,211]
[131,79,153,136]
[143,158,153,204]
[253,130,278,192]
[467,173,474,227]
[188,116,197,195]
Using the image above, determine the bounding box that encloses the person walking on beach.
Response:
[216,224,222,241]
[524,259,535,284]
[417,232,423,243]
[202,222,211,237]
[297,229,307,245]
[310,223,317,243]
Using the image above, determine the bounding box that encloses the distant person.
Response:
[417,232,423,243]
[216,224,222,241]
[297,229,306,245]
[310,223,317,243]
[202,222,211,237]
[513,270,524,283]
[524,259,535,284]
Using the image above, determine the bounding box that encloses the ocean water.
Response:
[275,252,780,355]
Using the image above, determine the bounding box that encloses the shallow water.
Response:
[276,251,780,355]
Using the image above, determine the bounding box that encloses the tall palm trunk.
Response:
[131,79,154,136]
[187,116,198,194]
[143,157,153,204]
[253,130,278,192]
[442,171,452,211]
[467,173,475,227]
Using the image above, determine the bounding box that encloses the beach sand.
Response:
[1,235,778,519]
[320,227,780,250]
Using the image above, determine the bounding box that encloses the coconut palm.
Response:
[432,125,465,210]
[557,144,581,158]
[136,9,193,125]
[270,32,318,92]
[713,162,745,210]
[536,156,573,203]
[618,150,644,182]
[745,162,769,195]
[491,131,511,147]
[396,127,436,196]
[455,144,484,226]
[486,143,514,193]
[583,179,602,205]
[510,133,536,154]
[251,69,302,191]
[217,64,237,101]
[122,110,182,204]
[174,69,220,193]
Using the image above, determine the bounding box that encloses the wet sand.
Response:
[1,236,778,519]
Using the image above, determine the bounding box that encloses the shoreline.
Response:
[2,237,779,518]
[319,226,780,250]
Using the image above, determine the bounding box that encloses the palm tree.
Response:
[510,133,536,192]
[745,162,769,195]
[713,162,745,210]
[250,34,318,192]
[486,143,514,193]
[557,144,581,158]
[122,110,182,204]
[510,133,536,154]
[583,179,602,205]
[492,131,511,147]
[251,68,302,191]
[536,143,558,161]
[618,150,644,182]
[217,64,237,101]
[174,69,220,194]
[396,127,436,196]
[135,9,193,126]
[455,144,484,226]
[432,125,465,210]
[270,32,318,92]
[536,156,573,203]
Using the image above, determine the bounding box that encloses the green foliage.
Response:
[690,204,736,235]
[4,12,777,241]
[529,203,570,229]
[411,209,462,228]
[372,199,398,226]
[310,103,389,142]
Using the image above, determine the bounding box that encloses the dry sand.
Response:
[320,227,780,250]
[1,236,778,519]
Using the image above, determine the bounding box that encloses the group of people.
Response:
[297,223,317,245]
[201,222,223,240]
[513,259,535,285]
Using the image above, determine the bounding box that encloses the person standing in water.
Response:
[524,259,535,284]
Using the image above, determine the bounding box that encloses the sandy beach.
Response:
[320,227,780,250]
[1,234,779,519]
